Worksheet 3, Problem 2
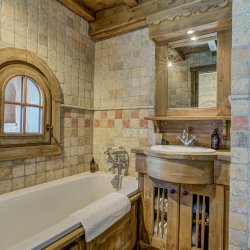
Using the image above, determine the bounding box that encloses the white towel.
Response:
[154,197,168,212]
[70,192,131,242]
[153,220,168,236]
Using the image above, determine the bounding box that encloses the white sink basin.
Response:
[150,145,216,153]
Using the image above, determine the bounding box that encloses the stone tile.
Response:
[36,161,45,173]
[35,172,45,184]
[25,163,36,175]
[0,180,12,194]
[0,166,12,180]
[25,175,35,187]
[231,115,249,131]
[13,165,24,178]
[12,177,25,191]
[230,213,248,231]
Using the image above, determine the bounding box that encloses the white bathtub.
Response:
[0,171,138,250]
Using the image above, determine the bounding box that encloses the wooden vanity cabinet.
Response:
[139,174,228,250]
[142,175,179,250]
[179,184,224,250]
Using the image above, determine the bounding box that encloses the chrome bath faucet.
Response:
[104,147,129,190]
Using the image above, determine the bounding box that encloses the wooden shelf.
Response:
[145,116,231,121]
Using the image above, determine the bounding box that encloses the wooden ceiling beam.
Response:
[58,0,95,21]
[123,0,139,8]
[169,48,185,62]
[149,1,232,43]
[90,0,191,40]
[90,0,232,42]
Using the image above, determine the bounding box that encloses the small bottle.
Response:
[90,158,96,173]
[211,129,219,150]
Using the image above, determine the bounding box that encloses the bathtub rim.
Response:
[0,171,138,201]
[1,171,138,250]
[7,193,140,250]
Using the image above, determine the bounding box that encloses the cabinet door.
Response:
[179,184,224,250]
[144,176,179,250]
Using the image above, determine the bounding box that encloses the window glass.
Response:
[5,76,23,103]
[26,78,41,105]
[3,76,43,134]
[26,107,42,133]
[4,104,23,133]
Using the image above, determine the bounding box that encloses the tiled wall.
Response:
[93,29,155,176]
[94,29,155,109]
[230,0,250,249]
[93,109,154,176]
[0,0,94,194]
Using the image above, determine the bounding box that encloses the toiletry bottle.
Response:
[90,158,96,173]
[211,129,219,150]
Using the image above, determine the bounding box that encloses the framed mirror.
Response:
[154,29,231,118]
[168,33,217,109]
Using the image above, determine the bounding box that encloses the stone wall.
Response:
[0,0,94,194]
[93,29,154,176]
[230,0,250,249]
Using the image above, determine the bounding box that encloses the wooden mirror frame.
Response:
[154,29,232,119]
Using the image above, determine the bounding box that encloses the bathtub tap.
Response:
[104,147,129,190]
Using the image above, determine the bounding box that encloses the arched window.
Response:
[4,76,43,134]
[0,48,61,161]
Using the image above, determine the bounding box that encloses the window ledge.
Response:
[0,144,61,162]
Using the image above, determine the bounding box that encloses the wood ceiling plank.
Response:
[58,0,95,21]
[90,0,191,38]
[78,0,121,12]
[123,0,138,8]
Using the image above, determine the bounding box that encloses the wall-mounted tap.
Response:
[176,127,198,147]
[104,147,129,190]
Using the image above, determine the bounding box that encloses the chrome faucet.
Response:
[176,127,198,147]
[104,147,129,190]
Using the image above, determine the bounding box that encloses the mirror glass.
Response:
[167,33,217,108]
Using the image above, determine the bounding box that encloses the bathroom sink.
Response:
[150,145,216,153]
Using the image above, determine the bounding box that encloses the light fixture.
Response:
[187,29,195,35]
[168,62,173,67]
[191,36,198,41]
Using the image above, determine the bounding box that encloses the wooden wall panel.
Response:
[160,120,230,149]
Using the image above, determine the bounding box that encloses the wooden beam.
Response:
[169,48,185,62]
[149,1,232,43]
[90,0,232,41]
[90,0,197,40]
[58,0,95,21]
[90,19,147,41]
[168,33,217,49]
[123,0,138,8]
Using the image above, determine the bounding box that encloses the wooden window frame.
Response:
[0,48,61,161]
[0,65,51,145]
